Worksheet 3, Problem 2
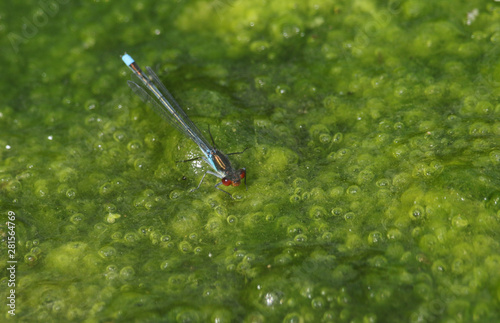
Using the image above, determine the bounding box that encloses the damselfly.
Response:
[121,53,246,197]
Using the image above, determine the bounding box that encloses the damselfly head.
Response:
[221,169,246,187]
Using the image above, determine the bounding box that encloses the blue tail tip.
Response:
[121,53,134,66]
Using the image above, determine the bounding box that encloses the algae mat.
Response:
[1,0,500,322]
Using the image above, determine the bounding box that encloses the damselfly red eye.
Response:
[240,169,246,179]
[222,178,232,186]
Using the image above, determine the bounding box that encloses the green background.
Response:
[1,0,500,322]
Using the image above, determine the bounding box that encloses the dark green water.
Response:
[1,0,500,322]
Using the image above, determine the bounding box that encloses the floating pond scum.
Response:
[1,0,500,322]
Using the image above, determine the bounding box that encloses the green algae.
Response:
[1,0,500,322]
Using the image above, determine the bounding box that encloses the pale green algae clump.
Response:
[1,0,500,322]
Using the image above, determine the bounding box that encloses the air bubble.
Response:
[99,182,113,196]
[357,169,374,185]
[138,226,152,236]
[321,232,333,242]
[451,215,469,228]
[409,205,425,220]
[214,205,228,217]
[274,254,292,265]
[175,308,200,322]
[287,223,305,237]
[275,84,290,95]
[346,185,361,198]
[90,222,107,235]
[283,313,303,323]
[319,133,331,144]
[206,217,223,235]
[134,158,148,171]
[113,131,126,142]
[70,213,84,225]
[334,148,351,161]
[469,122,490,136]
[98,246,116,259]
[160,260,170,270]
[120,266,135,280]
[250,40,270,53]
[331,207,343,217]
[289,194,301,204]
[227,215,238,225]
[387,229,402,240]
[311,296,325,309]
[24,253,38,266]
[294,234,308,243]
[105,271,118,281]
[332,132,343,144]
[149,231,161,245]
[104,203,116,212]
[127,140,142,151]
[489,150,500,165]
[123,232,140,244]
[431,260,447,275]
[144,133,159,149]
[169,190,182,199]
[5,180,22,194]
[344,212,355,221]
[368,231,383,245]
[329,186,344,199]
[309,206,326,219]
[179,241,193,253]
